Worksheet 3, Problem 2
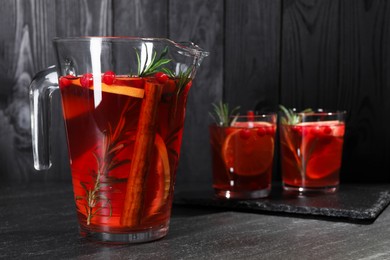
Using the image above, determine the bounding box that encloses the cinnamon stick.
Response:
[121,80,163,227]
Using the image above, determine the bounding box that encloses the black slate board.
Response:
[174,184,390,223]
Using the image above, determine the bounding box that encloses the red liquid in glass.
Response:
[209,122,276,198]
[280,121,345,189]
[59,75,190,232]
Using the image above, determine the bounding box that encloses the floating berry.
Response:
[155,72,168,84]
[292,125,303,135]
[310,126,322,136]
[102,70,116,85]
[59,74,76,88]
[266,126,276,136]
[322,125,332,135]
[59,76,71,88]
[80,73,93,88]
[257,127,266,137]
[239,129,251,139]
[247,110,255,122]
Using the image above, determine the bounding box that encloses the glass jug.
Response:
[30,37,208,243]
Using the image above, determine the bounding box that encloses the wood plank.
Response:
[281,0,390,181]
[225,0,281,113]
[0,0,112,182]
[281,0,340,109]
[113,0,168,37]
[54,0,113,37]
[169,0,224,187]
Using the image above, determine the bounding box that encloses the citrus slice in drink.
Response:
[98,81,144,99]
[143,134,171,216]
[222,122,274,176]
[305,123,345,179]
[61,76,145,120]
[306,138,343,179]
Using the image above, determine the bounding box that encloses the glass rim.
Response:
[229,113,277,118]
[52,36,209,57]
[282,109,347,116]
[298,111,346,117]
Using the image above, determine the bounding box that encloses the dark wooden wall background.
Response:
[0,0,389,187]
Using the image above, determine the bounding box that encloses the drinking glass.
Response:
[209,113,277,199]
[279,110,346,193]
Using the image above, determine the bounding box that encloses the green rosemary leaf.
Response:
[279,104,313,125]
[161,67,175,78]
[159,46,169,60]
[209,112,217,125]
[230,114,239,126]
[109,159,131,171]
[143,59,172,76]
[210,101,240,127]
[109,144,125,155]
[176,67,192,94]
[301,108,314,113]
[80,182,88,192]
[137,45,172,77]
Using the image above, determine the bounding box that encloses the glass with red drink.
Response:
[279,108,346,193]
[209,110,277,199]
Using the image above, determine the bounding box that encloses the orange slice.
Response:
[143,134,171,216]
[153,134,171,203]
[293,121,345,179]
[94,83,145,99]
[62,78,145,120]
[222,122,274,176]
[306,138,343,179]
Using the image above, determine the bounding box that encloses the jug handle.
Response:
[29,66,59,170]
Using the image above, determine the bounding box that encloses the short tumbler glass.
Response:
[209,113,277,199]
[279,110,346,194]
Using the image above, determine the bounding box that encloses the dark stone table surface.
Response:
[2,182,390,259]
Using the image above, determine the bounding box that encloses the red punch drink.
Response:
[279,108,346,193]
[59,74,190,240]
[209,113,277,199]
[30,37,208,243]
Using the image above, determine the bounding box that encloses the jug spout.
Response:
[175,41,209,65]
[132,38,209,82]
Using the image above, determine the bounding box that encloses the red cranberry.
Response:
[59,75,77,88]
[239,129,251,139]
[155,72,169,84]
[59,76,71,88]
[310,126,322,136]
[292,125,303,135]
[80,73,93,88]
[266,126,276,136]
[322,126,332,135]
[257,127,266,137]
[102,71,116,85]
[247,111,255,122]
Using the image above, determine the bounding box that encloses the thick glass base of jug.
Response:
[79,222,169,244]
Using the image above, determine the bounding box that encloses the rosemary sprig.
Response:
[76,101,133,225]
[279,105,313,125]
[209,101,240,127]
[279,104,314,179]
[137,46,171,77]
[76,168,112,225]
[135,45,194,94]
[162,66,192,95]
